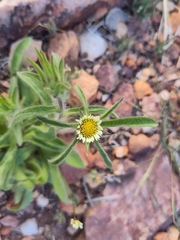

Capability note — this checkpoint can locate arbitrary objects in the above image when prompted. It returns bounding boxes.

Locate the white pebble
[105,8,129,31]
[36,194,49,208]
[79,31,107,61]
[102,94,110,102]
[159,89,170,101]
[20,218,38,236]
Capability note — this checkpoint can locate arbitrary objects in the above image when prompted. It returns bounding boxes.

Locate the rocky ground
[0,1,180,240]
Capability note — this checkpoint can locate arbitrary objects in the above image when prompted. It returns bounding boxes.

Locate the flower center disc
[80,119,98,138]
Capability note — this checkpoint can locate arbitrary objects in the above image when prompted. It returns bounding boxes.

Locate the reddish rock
[141,93,162,119]
[153,232,170,240]
[85,153,180,240]
[134,80,153,100]
[47,31,79,68]
[0,227,11,236]
[112,83,136,117]
[0,0,124,50]
[0,215,19,228]
[68,70,99,106]
[128,134,150,155]
[96,65,119,92]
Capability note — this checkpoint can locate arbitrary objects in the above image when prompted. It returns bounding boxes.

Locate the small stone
[174,79,180,88]
[20,218,38,236]
[169,12,180,33]
[159,89,170,101]
[130,127,141,135]
[156,1,175,12]
[128,134,151,154]
[137,56,146,66]
[112,160,125,176]
[136,67,155,81]
[142,127,155,134]
[102,94,110,102]
[167,225,179,240]
[116,21,127,39]
[150,134,160,149]
[96,64,119,92]
[142,93,162,119]
[112,83,136,117]
[68,70,99,106]
[47,31,79,68]
[112,146,128,158]
[93,64,101,74]
[153,232,170,240]
[79,31,107,61]
[0,215,19,228]
[134,80,153,100]
[105,7,129,31]
[36,194,49,208]
[9,38,42,67]
[0,227,10,235]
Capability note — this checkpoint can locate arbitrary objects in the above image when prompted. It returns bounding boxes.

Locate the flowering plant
[35,86,157,168]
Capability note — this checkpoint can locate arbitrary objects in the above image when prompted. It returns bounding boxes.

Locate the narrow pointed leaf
[101,116,158,128]
[100,99,123,120]
[27,58,45,81]
[17,72,52,105]
[36,116,76,128]
[10,105,60,126]
[74,85,88,115]
[64,105,118,118]
[48,138,78,165]
[10,37,31,76]
[94,141,112,168]
[49,165,71,203]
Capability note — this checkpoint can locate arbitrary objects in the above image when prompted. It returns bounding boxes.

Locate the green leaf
[12,123,23,146]
[25,158,42,182]
[0,145,17,189]
[36,116,76,128]
[10,189,33,211]
[48,138,78,165]
[36,50,52,82]
[64,105,118,118]
[94,141,112,168]
[49,164,71,203]
[53,82,71,98]
[101,116,158,128]
[15,145,35,165]
[9,105,60,126]
[74,85,89,115]
[65,150,86,168]
[8,76,20,105]
[0,130,10,148]
[27,58,45,81]
[100,99,123,120]
[10,37,32,76]
[17,72,52,105]
[25,125,55,141]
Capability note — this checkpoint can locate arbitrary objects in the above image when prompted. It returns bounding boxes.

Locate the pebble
[134,80,153,100]
[79,31,107,61]
[93,64,101,74]
[128,134,150,154]
[0,215,19,228]
[167,225,179,240]
[116,21,128,39]
[20,218,38,236]
[0,227,10,235]
[102,94,110,102]
[112,160,125,176]
[96,64,119,92]
[156,1,175,12]
[159,89,170,101]
[36,194,49,208]
[141,93,162,119]
[68,70,99,106]
[112,146,128,158]
[105,7,129,31]
[153,232,170,240]
[47,31,79,68]
[150,134,160,149]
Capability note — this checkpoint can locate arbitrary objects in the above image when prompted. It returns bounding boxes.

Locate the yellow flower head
[76,115,103,143]
[70,218,83,229]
